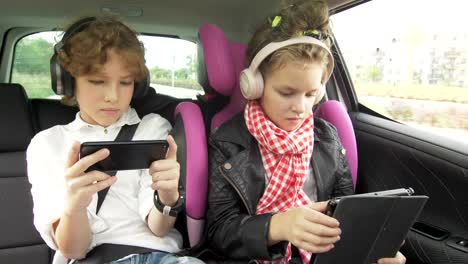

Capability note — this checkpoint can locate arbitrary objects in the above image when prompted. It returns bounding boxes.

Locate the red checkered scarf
[244,100,314,264]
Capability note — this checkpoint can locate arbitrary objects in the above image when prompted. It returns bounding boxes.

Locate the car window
[140,35,202,99]
[11,32,202,99]
[331,0,468,142]
[11,31,56,99]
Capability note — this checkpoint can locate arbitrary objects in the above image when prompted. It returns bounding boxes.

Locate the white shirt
[26,108,182,264]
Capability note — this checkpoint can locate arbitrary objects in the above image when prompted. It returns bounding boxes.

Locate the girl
[206,1,405,263]
[27,16,204,264]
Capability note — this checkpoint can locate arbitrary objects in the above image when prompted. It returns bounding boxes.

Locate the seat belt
[73,244,158,264]
[95,123,138,214]
[72,123,157,264]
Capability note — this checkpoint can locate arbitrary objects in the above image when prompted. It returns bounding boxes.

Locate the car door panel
[351,111,468,264]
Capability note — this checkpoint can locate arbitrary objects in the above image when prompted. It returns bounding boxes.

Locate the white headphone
[240,36,334,103]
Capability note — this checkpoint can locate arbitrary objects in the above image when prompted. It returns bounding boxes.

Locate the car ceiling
[0,0,358,42]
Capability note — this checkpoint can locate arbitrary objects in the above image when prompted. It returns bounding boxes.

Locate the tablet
[80,140,168,172]
[312,194,428,264]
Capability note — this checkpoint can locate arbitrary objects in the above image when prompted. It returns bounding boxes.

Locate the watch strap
[153,191,184,217]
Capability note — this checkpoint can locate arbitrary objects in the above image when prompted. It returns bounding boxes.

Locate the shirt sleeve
[26,133,67,250]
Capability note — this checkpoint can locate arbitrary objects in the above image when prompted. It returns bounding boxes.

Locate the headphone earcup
[62,69,74,97]
[50,53,60,95]
[240,69,264,100]
[50,17,100,97]
[50,51,74,96]
[314,84,326,105]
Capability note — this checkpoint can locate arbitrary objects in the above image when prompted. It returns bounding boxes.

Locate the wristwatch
[153,191,184,217]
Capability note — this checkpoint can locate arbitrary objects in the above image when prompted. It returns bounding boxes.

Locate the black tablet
[79,140,168,172]
[312,192,428,264]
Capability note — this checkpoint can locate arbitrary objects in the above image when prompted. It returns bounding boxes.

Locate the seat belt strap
[96,124,139,214]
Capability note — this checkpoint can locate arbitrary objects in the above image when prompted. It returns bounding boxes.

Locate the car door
[330,0,468,263]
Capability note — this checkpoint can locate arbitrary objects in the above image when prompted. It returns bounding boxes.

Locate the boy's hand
[149,135,180,206]
[64,141,117,215]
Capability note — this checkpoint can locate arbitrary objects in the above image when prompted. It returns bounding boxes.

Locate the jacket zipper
[219,167,253,215]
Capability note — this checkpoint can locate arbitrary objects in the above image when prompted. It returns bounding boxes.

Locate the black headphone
[50,16,150,98]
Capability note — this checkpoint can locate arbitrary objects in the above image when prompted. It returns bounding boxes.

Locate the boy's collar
[67,107,140,131]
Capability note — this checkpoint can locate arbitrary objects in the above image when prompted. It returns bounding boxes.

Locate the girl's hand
[63,141,117,215]
[271,201,341,253]
[149,135,180,206]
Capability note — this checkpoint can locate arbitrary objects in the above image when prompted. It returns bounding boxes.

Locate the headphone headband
[249,36,334,83]
[54,17,96,54]
[240,36,335,100]
[63,17,97,42]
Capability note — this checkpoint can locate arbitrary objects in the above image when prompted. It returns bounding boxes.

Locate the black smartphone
[79,140,169,172]
[325,188,415,216]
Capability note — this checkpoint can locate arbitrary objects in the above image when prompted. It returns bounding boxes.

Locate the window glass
[140,35,202,99]
[331,0,468,141]
[12,31,57,98]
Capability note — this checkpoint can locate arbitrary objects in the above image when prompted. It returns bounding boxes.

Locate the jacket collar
[211,113,252,148]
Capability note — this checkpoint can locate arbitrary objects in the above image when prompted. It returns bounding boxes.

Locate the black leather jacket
[206,113,354,262]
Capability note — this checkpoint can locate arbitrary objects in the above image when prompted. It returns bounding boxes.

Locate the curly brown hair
[57,15,148,105]
[246,0,332,81]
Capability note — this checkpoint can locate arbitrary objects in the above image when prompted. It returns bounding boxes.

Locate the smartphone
[79,140,169,172]
[325,187,415,216]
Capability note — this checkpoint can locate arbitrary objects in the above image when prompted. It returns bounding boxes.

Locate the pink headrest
[198,24,236,96]
[210,43,247,130]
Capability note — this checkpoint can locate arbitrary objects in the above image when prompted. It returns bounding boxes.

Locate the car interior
[0,0,467,263]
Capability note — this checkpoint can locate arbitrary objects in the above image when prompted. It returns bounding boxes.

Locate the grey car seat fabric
[0,83,52,264]
[30,98,78,132]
